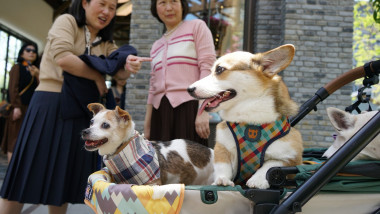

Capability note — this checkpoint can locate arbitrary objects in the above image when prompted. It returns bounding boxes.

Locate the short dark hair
[150,0,189,23]
[17,43,39,66]
[69,0,116,42]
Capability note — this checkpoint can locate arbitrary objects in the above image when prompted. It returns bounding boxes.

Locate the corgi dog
[323,107,380,160]
[82,103,214,185]
[187,44,304,189]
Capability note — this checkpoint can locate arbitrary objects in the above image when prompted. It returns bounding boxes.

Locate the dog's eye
[102,122,110,129]
[215,66,226,75]
[90,119,94,126]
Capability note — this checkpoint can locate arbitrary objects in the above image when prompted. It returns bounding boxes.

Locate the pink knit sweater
[148,19,216,109]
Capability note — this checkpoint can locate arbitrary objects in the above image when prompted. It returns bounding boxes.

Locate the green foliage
[371,0,380,23]
[353,1,380,105]
[353,1,380,67]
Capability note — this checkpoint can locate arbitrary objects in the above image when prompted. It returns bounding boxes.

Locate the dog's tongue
[198,97,220,115]
[85,140,102,147]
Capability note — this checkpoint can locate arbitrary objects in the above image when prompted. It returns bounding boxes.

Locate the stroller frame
[251,60,380,214]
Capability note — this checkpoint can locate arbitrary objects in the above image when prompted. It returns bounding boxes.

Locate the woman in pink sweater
[144,0,216,146]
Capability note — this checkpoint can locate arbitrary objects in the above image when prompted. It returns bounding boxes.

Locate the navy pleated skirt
[0,91,97,206]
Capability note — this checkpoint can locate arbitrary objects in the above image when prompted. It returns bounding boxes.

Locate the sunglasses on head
[25,48,37,53]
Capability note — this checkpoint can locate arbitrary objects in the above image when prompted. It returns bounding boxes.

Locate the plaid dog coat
[226,116,291,185]
[103,132,160,184]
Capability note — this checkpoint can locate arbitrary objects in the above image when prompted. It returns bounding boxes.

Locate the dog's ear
[115,106,131,122]
[261,44,295,77]
[327,107,355,131]
[88,103,105,115]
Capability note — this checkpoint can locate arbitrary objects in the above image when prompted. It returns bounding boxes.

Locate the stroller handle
[371,59,380,74]
[324,60,380,95]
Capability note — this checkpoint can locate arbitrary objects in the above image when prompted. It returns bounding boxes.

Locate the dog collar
[226,116,291,185]
[103,133,160,184]
[114,131,139,155]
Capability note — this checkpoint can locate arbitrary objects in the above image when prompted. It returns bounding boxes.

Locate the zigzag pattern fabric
[226,116,291,185]
[85,168,185,214]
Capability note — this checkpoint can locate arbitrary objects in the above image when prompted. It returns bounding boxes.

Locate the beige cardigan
[36,14,118,92]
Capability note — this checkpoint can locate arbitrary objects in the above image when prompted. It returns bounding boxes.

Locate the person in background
[1,43,40,163]
[144,0,216,146]
[0,0,144,214]
[110,71,129,109]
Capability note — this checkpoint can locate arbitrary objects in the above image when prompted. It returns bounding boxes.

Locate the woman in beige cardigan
[0,0,145,213]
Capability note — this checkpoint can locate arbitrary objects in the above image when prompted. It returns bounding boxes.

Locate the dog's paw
[246,176,270,189]
[212,176,235,187]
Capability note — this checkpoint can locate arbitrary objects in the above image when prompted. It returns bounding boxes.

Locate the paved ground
[0,152,7,187]
[0,152,94,214]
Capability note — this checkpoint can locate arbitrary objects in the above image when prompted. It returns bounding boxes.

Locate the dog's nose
[187,87,196,94]
[81,129,90,137]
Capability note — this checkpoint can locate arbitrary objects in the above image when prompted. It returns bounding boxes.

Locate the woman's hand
[195,111,211,139]
[125,55,152,74]
[12,107,22,121]
[28,65,40,77]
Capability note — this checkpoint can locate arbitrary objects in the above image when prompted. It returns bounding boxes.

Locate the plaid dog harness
[226,116,291,185]
[103,133,160,184]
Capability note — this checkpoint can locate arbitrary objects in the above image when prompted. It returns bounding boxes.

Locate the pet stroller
[84,60,380,214]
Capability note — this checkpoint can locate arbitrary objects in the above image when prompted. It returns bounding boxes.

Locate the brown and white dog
[188,44,304,189]
[323,107,380,161]
[82,103,214,185]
